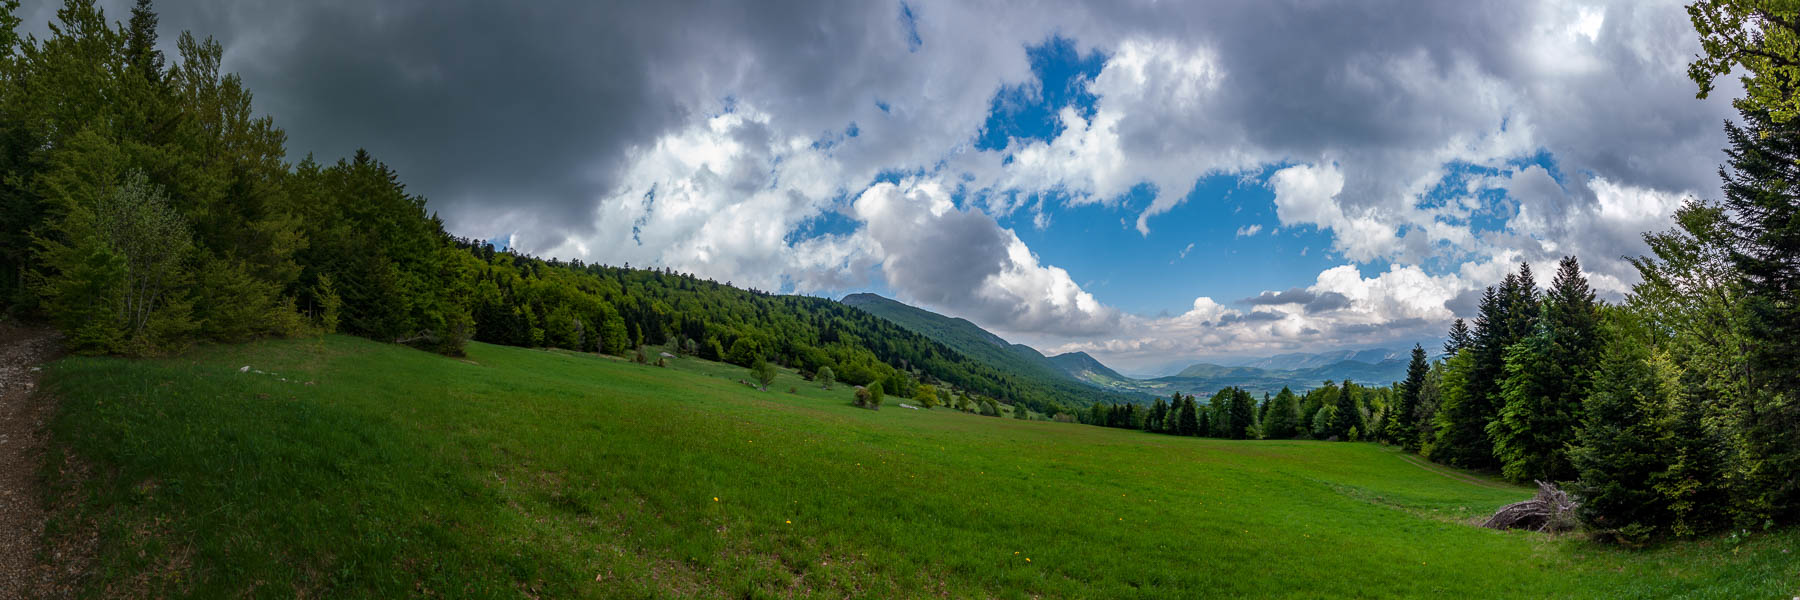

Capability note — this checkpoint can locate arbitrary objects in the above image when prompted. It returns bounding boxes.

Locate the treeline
[0,1,1118,416]
[1082,378,1401,442]
[1085,100,1800,544]
[1398,96,1800,543]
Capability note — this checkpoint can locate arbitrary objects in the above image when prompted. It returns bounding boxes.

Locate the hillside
[1047,351,1129,384]
[33,336,1799,597]
[839,293,1140,404]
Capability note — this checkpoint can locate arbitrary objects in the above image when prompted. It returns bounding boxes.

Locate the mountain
[1146,358,1411,397]
[840,293,1143,403]
[1048,351,1129,385]
[1222,348,1406,371]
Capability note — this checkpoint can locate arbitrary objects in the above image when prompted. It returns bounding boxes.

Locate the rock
[239,365,250,373]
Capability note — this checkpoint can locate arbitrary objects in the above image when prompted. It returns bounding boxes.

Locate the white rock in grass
[239,365,250,373]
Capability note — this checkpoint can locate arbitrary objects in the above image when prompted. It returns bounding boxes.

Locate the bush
[750,358,777,390]
[817,366,835,390]
[854,382,885,410]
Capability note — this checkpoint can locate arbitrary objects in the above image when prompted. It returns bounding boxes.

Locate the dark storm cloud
[1241,288,1315,306]
[55,0,913,245]
[1218,309,1285,325]
[1302,292,1352,314]
[1444,288,1486,319]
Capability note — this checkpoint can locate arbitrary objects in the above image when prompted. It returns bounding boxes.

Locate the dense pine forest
[0,1,1141,418]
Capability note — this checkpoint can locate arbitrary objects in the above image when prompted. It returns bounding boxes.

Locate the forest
[0,1,1143,419]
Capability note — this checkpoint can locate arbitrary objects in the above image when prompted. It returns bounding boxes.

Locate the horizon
[21,0,1736,373]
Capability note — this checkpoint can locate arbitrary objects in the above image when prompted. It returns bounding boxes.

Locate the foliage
[1385,345,1428,449]
[817,365,835,390]
[751,358,777,390]
[1263,387,1302,439]
[1687,0,1800,122]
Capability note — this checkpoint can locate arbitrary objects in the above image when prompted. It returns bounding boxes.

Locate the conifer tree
[1386,344,1428,449]
[1263,387,1301,439]
[1328,380,1362,441]
[1717,106,1800,519]
[1491,256,1601,482]
[1443,318,1472,358]
[1571,313,1671,545]
[1176,395,1199,436]
[1227,387,1256,440]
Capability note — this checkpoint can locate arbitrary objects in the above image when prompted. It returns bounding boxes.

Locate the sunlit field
[40,336,1800,598]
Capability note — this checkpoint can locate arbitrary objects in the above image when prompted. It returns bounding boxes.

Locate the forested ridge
[0,1,1122,416]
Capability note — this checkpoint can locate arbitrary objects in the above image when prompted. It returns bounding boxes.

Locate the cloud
[1241,288,1316,306]
[63,0,1738,371]
[853,180,1120,337]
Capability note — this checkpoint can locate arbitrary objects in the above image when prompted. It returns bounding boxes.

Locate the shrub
[750,359,777,390]
[854,383,884,410]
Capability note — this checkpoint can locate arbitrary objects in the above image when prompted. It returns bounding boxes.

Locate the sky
[24,0,1743,375]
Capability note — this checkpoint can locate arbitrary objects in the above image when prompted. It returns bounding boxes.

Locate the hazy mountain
[1220,348,1406,371]
[840,294,1142,402]
[1048,351,1129,385]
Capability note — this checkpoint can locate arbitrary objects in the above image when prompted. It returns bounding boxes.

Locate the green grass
[38,335,1800,598]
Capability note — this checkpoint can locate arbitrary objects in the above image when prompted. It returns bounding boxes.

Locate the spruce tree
[1263,387,1301,439]
[1491,256,1602,483]
[1176,395,1199,436]
[1443,318,1472,358]
[1434,285,1505,468]
[1328,380,1362,441]
[1718,107,1800,520]
[1147,397,1169,432]
[1228,387,1256,440]
[1571,314,1671,545]
[1386,344,1428,450]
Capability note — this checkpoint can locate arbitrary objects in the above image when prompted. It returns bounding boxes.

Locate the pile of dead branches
[1482,480,1579,533]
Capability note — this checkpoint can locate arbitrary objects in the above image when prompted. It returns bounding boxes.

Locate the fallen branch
[1482,480,1579,533]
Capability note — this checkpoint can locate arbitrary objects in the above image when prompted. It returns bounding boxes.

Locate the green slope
[840,293,1140,403]
[38,336,1800,598]
[1047,351,1129,384]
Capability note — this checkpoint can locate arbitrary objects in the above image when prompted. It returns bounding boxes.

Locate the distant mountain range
[840,293,1415,402]
[1215,348,1407,370]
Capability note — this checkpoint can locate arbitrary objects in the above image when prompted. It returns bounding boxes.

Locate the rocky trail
[0,322,62,599]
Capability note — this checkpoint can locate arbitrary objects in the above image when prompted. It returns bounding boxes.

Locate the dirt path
[0,322,62,599]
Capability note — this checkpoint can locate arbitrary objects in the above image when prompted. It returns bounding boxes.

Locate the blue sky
[60,0,1741,373]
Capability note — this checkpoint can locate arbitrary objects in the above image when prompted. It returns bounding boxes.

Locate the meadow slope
[34,336,1800,598]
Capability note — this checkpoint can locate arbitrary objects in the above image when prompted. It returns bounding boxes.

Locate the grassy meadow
[35,335,1800,598]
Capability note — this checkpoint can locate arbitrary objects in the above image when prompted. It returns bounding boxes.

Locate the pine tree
[1444,318,1472,358]
[1717,107,1800,520]
[1227,387,1256,440]
[1387,344,1428,450]
[1328,380,1361,441]
[1147,397,1169,432]
[1491,256,1602,482]
[1571,313,1671,545]
[1176,395,1199,436]
[1263,387,1302,439]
